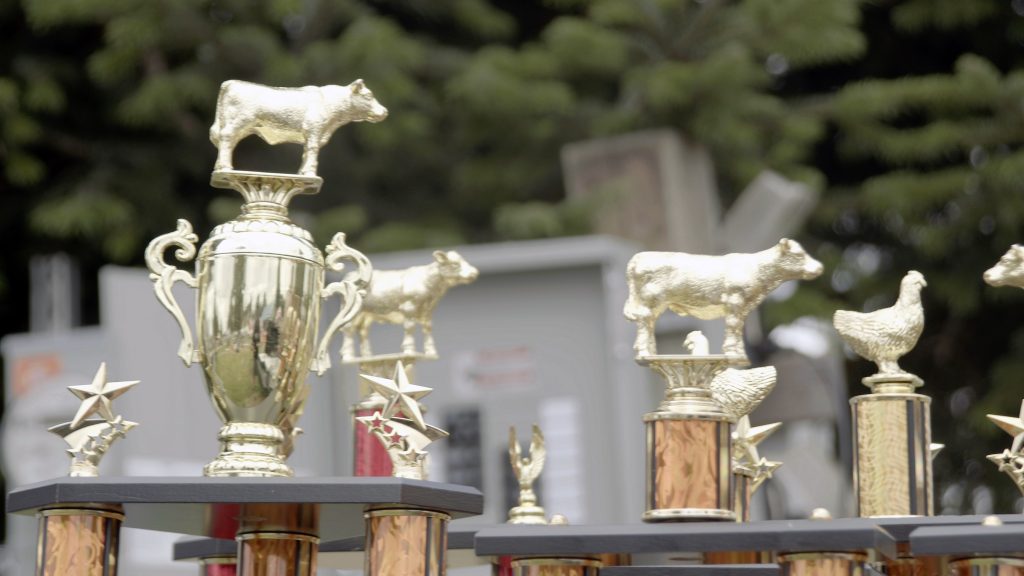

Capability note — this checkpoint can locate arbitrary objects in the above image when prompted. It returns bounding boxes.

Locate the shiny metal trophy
[343,251,477,476]
[508,425,548,525]
[146,79,383,477]
[38,362,138,576]
[624,239,821,521]
[835,270,932,517]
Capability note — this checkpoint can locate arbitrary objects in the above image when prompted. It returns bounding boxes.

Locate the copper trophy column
[950,558,1024,576]
[235,504,319,576]
[36,506,123,576]
[509,558,602,576]
[645,411,732,520]
[364,508,449,576]
[851,377,932,517]
[779,552,867,576]
[201,558,238,576]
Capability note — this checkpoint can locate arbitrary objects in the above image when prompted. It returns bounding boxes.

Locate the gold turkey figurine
[834,270,933,516]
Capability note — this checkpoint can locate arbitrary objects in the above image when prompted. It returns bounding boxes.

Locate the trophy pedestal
[639,355,741,522]
[509,558,602,576]
[205,423,292,478]
[850,375,932,517]
[10,477,482,576]
[777,552,866,576]
[36,505,123,576]
[364,507,449,576]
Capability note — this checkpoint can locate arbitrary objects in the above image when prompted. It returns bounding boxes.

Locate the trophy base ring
[204,422,293,478]
[642,508,735,522]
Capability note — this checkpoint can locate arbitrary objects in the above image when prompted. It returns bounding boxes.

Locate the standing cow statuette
[985,245,1024,289]
[342,250,479,361]
[210,79,388,176]
[624,238,823,359]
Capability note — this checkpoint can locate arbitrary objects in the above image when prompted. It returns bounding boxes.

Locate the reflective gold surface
[833,271,926,378]
[644,415,733,521]
[508,425,548,524]
[364,508,449,576]
[510,558,601,576]
[851,390,932,516]
[951,558,1024,576]
[779,552,866,576]
[625,239,822,358]
[37,506,123,576]
[147,170,371,477]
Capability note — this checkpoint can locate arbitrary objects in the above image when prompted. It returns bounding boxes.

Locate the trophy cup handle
[145,219,200,366]
[313,232,372,375]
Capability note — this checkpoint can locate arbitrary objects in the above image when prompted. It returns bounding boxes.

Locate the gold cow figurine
[210,79,388,176]
[341,250,479,360]
[624,239,823,359]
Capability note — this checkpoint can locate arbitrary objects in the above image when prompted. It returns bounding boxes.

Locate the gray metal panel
[474,520,897,557]
[874,514,1024,542]
[8,476,482,540]
[910,522,1024,556]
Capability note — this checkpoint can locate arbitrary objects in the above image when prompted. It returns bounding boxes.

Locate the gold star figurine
[356,363,447,480]
[360,361,431,429]
[732,415,783,493]
[987,400,1024,495]
[49,363,139,477]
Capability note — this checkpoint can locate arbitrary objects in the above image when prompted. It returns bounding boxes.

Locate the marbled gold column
[778,552,866,576]
[36,505,123,576]
[645,413,732,521]
[364,508,449,576]
[851,377,932,517]
[509,558,602,576]
[235,504,319,576]
[950,558,1024,576]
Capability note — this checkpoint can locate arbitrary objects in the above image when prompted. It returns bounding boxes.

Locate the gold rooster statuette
[508,424,548,525]
[833,270,926,383]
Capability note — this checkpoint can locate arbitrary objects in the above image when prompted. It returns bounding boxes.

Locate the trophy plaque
[836,271,932,517]
[625,239,820,521]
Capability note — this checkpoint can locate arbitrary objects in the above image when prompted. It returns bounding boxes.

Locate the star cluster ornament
[356,362,447,480]
[49,363,139,477]
[732,415,783,493]
[987,400,1024,495]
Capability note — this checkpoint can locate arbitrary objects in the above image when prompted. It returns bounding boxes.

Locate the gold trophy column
[36,505,124,576]
[851,376,932,516]
[509,558,602,576]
